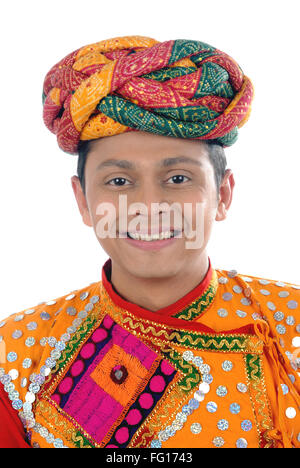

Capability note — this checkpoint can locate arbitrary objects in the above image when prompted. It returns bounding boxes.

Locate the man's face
[71,131,234,280]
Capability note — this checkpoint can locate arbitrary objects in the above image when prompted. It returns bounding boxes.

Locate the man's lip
[118,229,182,236]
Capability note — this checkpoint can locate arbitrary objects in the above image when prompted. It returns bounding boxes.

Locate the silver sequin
[236,438,248,448]
[182,350,194,361]
[206,401,218,413]
[67,306,77,316]
[241,420,252,431]
[40,312,51,321]
[276,325,286,335]
[25,337,35,347]
[21,377,27,388]
[230,403,241,414]
[241,298,251,306]
[80,292,89,300]
[216,385,228,397]
[274,311,284,322]
[266,301,276,311]
[278,291,289,298]
[213,436,225,447]
[8,369,19,380]
[217,419,229,431]
[199,364,211,374]
[292,336,300,348]
[287,300,298,310]
[90,295,100,304]
[7,352,18,362]
[222,292,233,301]
[285,407,296,419]
[222,360,233,372]
[286,316,295,326]
[227,270,238,278]
[237,383,248,393]
[280,384,289,395]
[233,285,243,294]
[259,289,271,296]
[194,390,205,402]
[192,356,204,366]
[22,358,32,369]
[12,330,23,339]
[236,310,247,318]
[65,294,76,301]
[190,423,202,434]
[259,279,270,285]
[199,382,210,394]
[217,308,228,318]
[14,314,24,322]
[218,277,228,284]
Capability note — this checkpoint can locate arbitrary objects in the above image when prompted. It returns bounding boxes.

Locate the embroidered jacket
[0,258,299,448]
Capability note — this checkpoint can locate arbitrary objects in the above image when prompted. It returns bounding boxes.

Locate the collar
[101,257,218,323]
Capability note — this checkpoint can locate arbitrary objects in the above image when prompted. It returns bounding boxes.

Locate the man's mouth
[125,229,181,242]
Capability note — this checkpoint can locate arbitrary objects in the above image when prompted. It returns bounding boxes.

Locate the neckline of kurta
[101,256,218,324]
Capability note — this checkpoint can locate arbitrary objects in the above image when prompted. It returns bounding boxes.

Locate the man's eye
[106,175,190,186]
[166,175,190,184]
[106,177,131,186]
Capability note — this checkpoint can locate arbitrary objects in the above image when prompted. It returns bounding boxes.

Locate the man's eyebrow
[96,156,203,171]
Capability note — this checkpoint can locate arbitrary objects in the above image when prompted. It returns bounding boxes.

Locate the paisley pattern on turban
[42,36,254,154]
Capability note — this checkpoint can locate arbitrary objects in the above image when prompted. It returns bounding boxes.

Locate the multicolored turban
[42,36,254,154]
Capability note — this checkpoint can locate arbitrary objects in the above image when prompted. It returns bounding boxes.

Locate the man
[0,36,299,449]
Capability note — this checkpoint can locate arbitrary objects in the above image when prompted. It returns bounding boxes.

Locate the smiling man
[0,36,299,449]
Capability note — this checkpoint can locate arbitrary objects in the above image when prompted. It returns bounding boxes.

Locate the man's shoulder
[216,266,300,296]
[0,280,101,331]
[0,280,102,378]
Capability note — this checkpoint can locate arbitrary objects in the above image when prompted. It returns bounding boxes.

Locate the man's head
[71,131,234,280]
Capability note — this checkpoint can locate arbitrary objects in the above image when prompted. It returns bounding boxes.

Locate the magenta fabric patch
[64,378,122,442]
[49,315,160,445]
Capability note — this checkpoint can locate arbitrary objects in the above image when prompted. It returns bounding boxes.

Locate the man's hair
[77,138,227,198]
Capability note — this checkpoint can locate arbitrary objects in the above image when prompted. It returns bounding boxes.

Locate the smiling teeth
[128,231,175,241]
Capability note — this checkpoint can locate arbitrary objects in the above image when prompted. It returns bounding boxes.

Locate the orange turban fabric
[42,36,254,154]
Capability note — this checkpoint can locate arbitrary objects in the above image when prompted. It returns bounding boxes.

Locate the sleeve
[0,384,31,448]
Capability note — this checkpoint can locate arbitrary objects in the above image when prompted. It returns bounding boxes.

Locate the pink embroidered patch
[70,359,85,378]
[58,376,73,394]
[149,375,166,393]
[160,359,175,376]
[91,328,108,343]
[125,409,142,426]
[80,342,96,359]
[115,426,130,444]
[138,392,154,409]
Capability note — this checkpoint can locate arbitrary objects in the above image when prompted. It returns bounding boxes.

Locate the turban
[42,36,254,154]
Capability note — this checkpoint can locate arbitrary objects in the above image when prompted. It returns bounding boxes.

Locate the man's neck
[109,254,210,312]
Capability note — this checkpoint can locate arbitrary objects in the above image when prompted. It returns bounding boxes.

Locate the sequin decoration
[151,350,212,447]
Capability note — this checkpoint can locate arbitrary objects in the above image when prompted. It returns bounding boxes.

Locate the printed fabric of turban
[42,36,254,154]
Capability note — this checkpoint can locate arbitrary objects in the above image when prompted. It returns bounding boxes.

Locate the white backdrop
[1,0,299,319]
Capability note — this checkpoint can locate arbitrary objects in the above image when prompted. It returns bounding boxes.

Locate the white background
[1,0,299,319]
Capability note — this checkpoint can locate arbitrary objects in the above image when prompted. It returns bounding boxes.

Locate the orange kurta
[0,257,299,448]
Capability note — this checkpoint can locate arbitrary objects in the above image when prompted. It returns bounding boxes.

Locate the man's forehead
[95,155,204,171]
[87,131,209,169]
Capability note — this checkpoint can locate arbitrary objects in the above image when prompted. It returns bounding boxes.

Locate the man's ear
[215,169,235,221]
[71,175,93,227]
